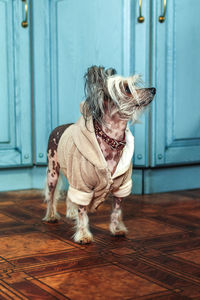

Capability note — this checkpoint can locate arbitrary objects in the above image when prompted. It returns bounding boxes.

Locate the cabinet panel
[151,0,200,166]
[0,0,32,167]
[0,0,10,143]
[131,0,151,167]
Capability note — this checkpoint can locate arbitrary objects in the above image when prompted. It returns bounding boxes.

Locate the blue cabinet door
[151,0,200,166]
[0,0,32,167]
[33,0,136,164]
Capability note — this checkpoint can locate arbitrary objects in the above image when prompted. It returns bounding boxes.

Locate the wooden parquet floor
[1,190,200,299]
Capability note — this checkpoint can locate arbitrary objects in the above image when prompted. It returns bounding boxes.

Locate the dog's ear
[105,68,117,77]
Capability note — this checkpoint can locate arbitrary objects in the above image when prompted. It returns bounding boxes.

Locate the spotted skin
[96,136,122,175]
[110,197,128,236]
[47,124,73,186]
[78,205,86,215]
[45,124,73,221]
[95,112,127,175]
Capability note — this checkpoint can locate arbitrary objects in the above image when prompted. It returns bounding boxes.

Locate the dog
[43,65,156,244]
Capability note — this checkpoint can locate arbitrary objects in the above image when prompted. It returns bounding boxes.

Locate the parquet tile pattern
[0,189,200,299]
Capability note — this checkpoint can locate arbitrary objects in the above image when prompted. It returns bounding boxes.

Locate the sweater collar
[73,116,107,169]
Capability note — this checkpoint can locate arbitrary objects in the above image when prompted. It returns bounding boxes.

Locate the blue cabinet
[0,0,200,193]
[0,0,32,167]
[151,0,200,166]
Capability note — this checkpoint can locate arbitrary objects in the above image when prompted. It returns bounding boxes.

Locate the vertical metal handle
[21,0,28,28]
[159,0,167,23]
[138,0,145,23]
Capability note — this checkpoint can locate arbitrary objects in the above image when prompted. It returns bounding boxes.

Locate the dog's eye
[125,85,131,94]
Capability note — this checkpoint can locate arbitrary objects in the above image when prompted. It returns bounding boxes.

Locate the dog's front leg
[66,196,78,219]
[73,205,93,244]
[109,197,128,236]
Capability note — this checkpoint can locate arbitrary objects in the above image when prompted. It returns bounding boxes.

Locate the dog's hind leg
[43,149,61,223]
[73,206,93,244]
[43,124,72,222]
[109,197,128,236]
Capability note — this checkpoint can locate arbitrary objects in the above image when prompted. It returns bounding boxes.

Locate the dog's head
[82,65,156,125]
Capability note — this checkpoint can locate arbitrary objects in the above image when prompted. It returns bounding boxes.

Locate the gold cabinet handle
[21,0,28,28]
[138,0,145,23]
[159,0,167,23]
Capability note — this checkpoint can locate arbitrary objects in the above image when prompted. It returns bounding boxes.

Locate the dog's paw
[73,229,93,244]
[42,212,61,223]
[109,221,128,236]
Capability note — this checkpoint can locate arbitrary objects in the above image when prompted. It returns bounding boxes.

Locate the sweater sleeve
[67,186,94,206]
[112,163,133,198]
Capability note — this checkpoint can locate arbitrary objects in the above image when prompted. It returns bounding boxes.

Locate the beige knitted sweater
[57,115,134,211]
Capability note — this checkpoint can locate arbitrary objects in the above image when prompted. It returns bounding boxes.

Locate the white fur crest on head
[106,74,144,123]
[107,74,142,104]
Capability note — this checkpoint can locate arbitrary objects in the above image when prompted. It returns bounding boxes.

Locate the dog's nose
[151,88,156,95]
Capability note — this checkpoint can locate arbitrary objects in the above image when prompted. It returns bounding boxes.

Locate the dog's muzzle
[150,88,156,95]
